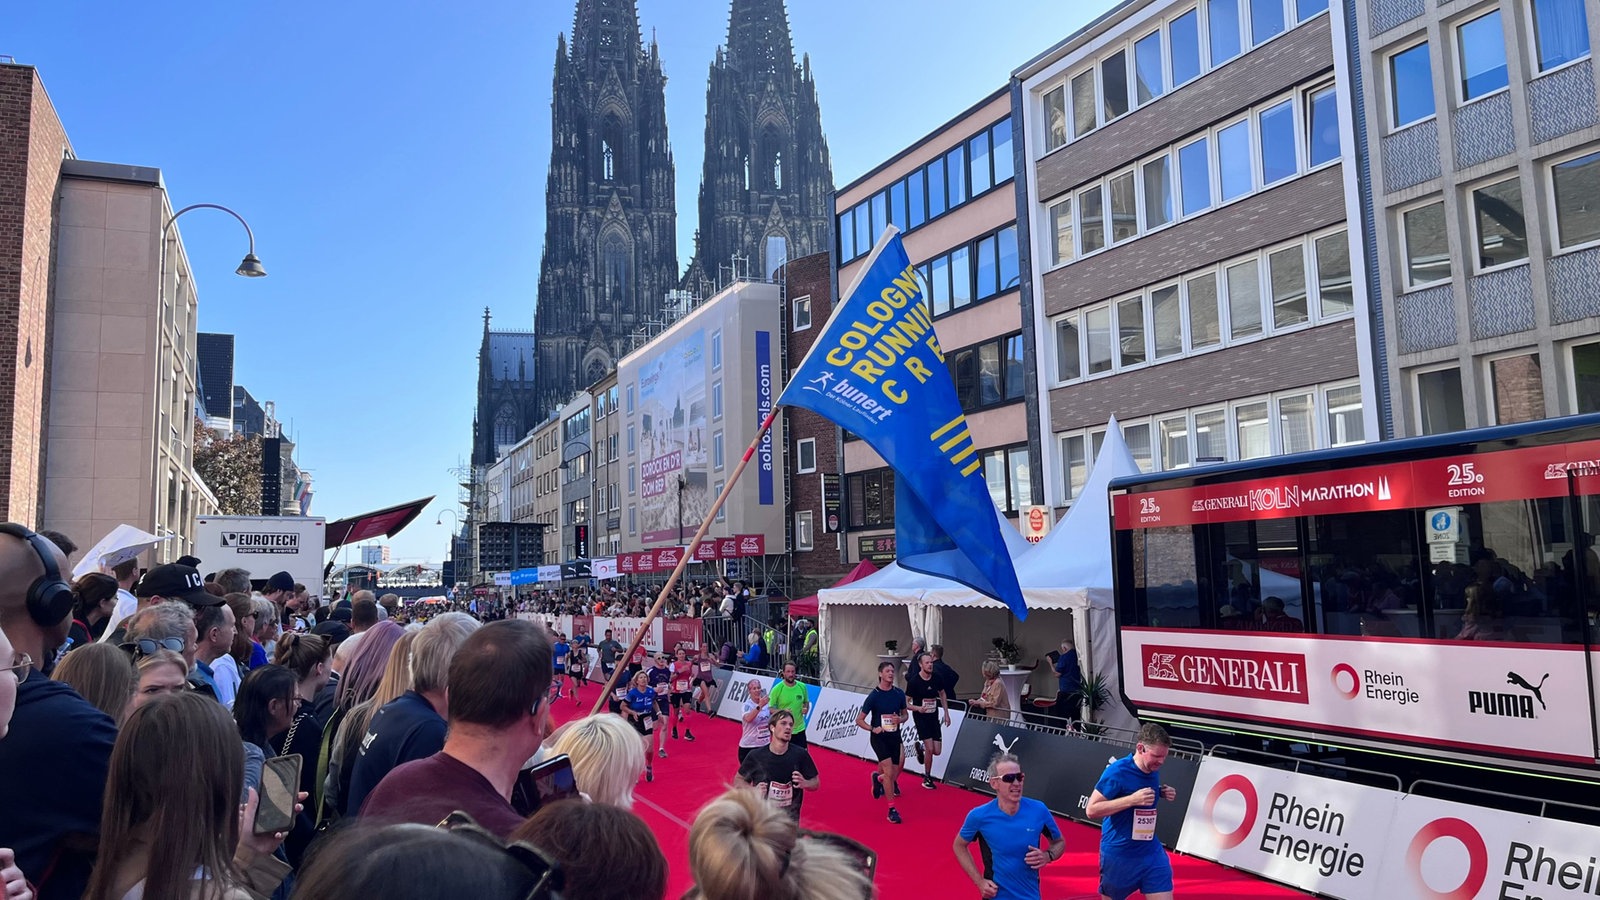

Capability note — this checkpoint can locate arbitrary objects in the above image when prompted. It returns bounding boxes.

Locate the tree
[193,421,263,515]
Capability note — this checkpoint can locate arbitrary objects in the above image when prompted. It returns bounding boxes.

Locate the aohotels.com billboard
[617,281,786,554]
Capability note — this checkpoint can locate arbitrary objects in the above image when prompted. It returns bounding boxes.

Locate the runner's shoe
[659,748,667,759]
[672,727,679,739]
[922,776,937,790]
[872,772,884,800]
[887,807,902,824]
[685,729,695,741]
[893,781,901,798]
[646,765,654,782]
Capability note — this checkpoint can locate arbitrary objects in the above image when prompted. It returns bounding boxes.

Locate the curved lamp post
[163,203,267,277]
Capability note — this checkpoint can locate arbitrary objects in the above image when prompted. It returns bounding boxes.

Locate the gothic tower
[473,309,540,467]
[684,0,833,295]
[534,0,678,416]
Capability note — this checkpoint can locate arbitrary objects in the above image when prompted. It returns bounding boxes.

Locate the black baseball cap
[267,571,295,593]
[175,555,202,569]
[310,620,352,645]
[134,564,221,607]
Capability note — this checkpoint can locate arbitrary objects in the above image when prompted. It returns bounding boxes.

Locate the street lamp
[162,203,267,278]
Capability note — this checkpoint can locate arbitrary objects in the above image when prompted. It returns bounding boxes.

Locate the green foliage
[192,421,263,515]
[990,636,1022,665]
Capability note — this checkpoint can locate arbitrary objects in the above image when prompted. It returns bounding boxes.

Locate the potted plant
[883,639,899,655]
[1072,671,1113,735]
[990,636,1022,667]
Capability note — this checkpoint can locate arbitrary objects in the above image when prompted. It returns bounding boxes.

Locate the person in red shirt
[669,647,696,741]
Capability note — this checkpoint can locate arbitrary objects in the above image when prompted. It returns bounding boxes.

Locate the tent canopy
[790,559,877,618]
[324,497,434,550]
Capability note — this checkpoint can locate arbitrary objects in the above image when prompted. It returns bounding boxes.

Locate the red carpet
[550,688,1306,899]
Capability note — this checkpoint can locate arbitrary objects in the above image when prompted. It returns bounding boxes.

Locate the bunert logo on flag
[777,228,1028,619]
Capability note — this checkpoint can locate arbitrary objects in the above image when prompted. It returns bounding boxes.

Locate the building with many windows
[589,372,623,559]
[832,87,1027,564]
[1017,0,1376,511]
[1354,0,1600,433]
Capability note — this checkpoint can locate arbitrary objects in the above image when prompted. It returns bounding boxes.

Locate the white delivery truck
[192,516,326,596]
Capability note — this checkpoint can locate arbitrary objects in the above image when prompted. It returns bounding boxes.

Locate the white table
[996,667,1031,725]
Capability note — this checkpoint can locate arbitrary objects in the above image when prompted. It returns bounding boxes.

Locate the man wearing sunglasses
[953,753,1064,899]
[1086,723,1179,900]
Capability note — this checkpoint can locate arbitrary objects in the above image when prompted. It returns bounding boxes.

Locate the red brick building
[783,250,848,596]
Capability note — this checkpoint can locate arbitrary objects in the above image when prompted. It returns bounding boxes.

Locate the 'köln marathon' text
[1190,481,1386,514]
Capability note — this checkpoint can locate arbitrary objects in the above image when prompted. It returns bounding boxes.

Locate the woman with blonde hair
[966,659,1010,720]
[687,788,873,900]
[544,713,646,808]
[85,691,290,900]
[52,641,136,724]
[131,648,189,711]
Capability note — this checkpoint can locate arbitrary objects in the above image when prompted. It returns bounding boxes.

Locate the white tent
[819,419,1140,731]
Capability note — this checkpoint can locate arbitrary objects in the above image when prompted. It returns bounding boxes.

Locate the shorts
[869,731,903,763]
[1099,849,1173,900]
[655,694,671,715]
[671,692,693,708]
[630,713,658,736]
[553,664,566,675]
[911,711,942,742]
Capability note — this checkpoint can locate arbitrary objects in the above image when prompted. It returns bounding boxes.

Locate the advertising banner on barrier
[618,553,636,574]
[593,616,662,655]
[708,666,736,713]
[799,684,966,780]
[1377,792,1600,900]
[592,557,618,580]
[1177,757,1401,897]
[944,719,1197,847]
[1121,627,1594,768]
[663,619,703,655]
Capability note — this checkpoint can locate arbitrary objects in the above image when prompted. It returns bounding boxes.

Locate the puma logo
[991,734,1019,755]
[1506,672,1549,710]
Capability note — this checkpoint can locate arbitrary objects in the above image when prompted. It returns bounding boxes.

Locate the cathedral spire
[724,0,795,76]
[569,0,644,73]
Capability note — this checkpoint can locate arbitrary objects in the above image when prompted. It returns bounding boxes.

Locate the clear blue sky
[9,0,1111,564]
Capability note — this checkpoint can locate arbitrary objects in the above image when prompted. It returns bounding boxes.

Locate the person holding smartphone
[622,671,665,781]
[854,661,908,824]
[736,709,818,822]
[953,753,1064,900]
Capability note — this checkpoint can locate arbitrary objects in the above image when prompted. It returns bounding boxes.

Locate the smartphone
[255,754,301,834]
[512,753,579,817]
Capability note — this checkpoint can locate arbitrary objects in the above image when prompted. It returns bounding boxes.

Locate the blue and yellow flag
[777,230,1028,619]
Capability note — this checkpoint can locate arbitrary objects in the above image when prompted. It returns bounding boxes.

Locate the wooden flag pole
[588,409,781,718]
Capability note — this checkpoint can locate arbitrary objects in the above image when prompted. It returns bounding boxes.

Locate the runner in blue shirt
[570,626,593,699]
[1085,723,1180,900]
[551,634,571,701]
[622,670,666,781]
[953,753,1064,900]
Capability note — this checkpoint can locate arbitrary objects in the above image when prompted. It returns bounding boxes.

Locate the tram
[1108,413,1600,782]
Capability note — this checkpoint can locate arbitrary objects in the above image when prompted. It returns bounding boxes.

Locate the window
[1307,86,1339,167]
[1050,197,1074,265]
[1117,296,1148,366]
[1152,285,1182,359]
[981,445,1030,513]
[1416,367,1467,434]
[1389,43,1435,128]
[1061,434,1088,500]
[1079,185,1106,254]
[1278,393,1315,454]
[1488,353,1545,424]
[1326,384,1364,445]
[975,234,998,299]
[1055,317,1081,381]
[1235,400,1271,459]
[969,134,992,196]
[795,511,814,552]
[1251,0,1286,44]
[626,385,634,414]
[1226,259,1262,338]
[1159,415,1191,469]
[930,255,951,315]
[1209,0,1243,66]
[1552,150,1600,249]
[1457,11,1509,101]
[1193,408,1227,460]
[1573,341,1600,412]
[713,431,724,469]
[1259,100,1298,186]
[1102,50,1130,121]
[928,157,947,218]
[711,330,723,370]
[1135,31,1165,104]
[1072,70,1097,138]
[992,118,1015,184]
[1217,120,1253,202]
[795,438,816,474]
[907,169,926,228]
[1109,172,1138,243]
[1472,178,1527,269]
[1143,156,1173,228]
[1187,272,1221,348]
[1315,231,1354,316]
[712,382,723,420]
[1269,245,1308,328]
[945,146,968,207]
[949,333,1026,410]
[1531,0,1590,72]
[1178,137,1211,215]
[847,469,895,528]
[793,295,812,330]
[1403,201,1450,287]
[1171,8,1203,85]
[1086,307,1113,375]
[628,505,636,535]
[1297,0,1329,18]
[888,180,906,229]
[1004,333,1025,399]
[1044,86,1068,152]
[627,424,635,454]
[949,246,972,309]
[998,225,1019,292]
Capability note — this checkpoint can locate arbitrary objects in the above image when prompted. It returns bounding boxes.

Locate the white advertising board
[1178,757,1402,898]
[592,616,665,657]
[1378,793,1600,900]
[1122,628,1595,769]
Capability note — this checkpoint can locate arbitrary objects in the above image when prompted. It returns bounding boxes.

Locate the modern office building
[1016,0,1377,512]
[1353,0,1600,433]
[196,332,234,433]
[832,86,1027,564]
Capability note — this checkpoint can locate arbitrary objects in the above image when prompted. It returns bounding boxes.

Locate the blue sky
[10,0,1110,564]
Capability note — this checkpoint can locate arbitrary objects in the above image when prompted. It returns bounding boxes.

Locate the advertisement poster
[638,329,707,544]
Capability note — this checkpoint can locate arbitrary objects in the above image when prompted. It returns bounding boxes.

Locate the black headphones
[0,523,74,627]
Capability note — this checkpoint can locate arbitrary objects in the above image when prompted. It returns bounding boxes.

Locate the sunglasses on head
[997,772,1025,784]
[121,637,186,659]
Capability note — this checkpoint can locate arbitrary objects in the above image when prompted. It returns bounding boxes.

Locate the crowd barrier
[1177,752,1600,899]
[516,613,704,663]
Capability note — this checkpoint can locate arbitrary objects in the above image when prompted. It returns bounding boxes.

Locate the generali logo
[739,536,761,553]
[1142,644,1309,704]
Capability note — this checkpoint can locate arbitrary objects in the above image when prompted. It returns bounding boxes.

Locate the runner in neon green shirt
[767,662,812,747]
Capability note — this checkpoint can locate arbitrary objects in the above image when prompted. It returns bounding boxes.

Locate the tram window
[1433,499,1587,644]
[1131,526,1203,628]
[1308,509,1422,638]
